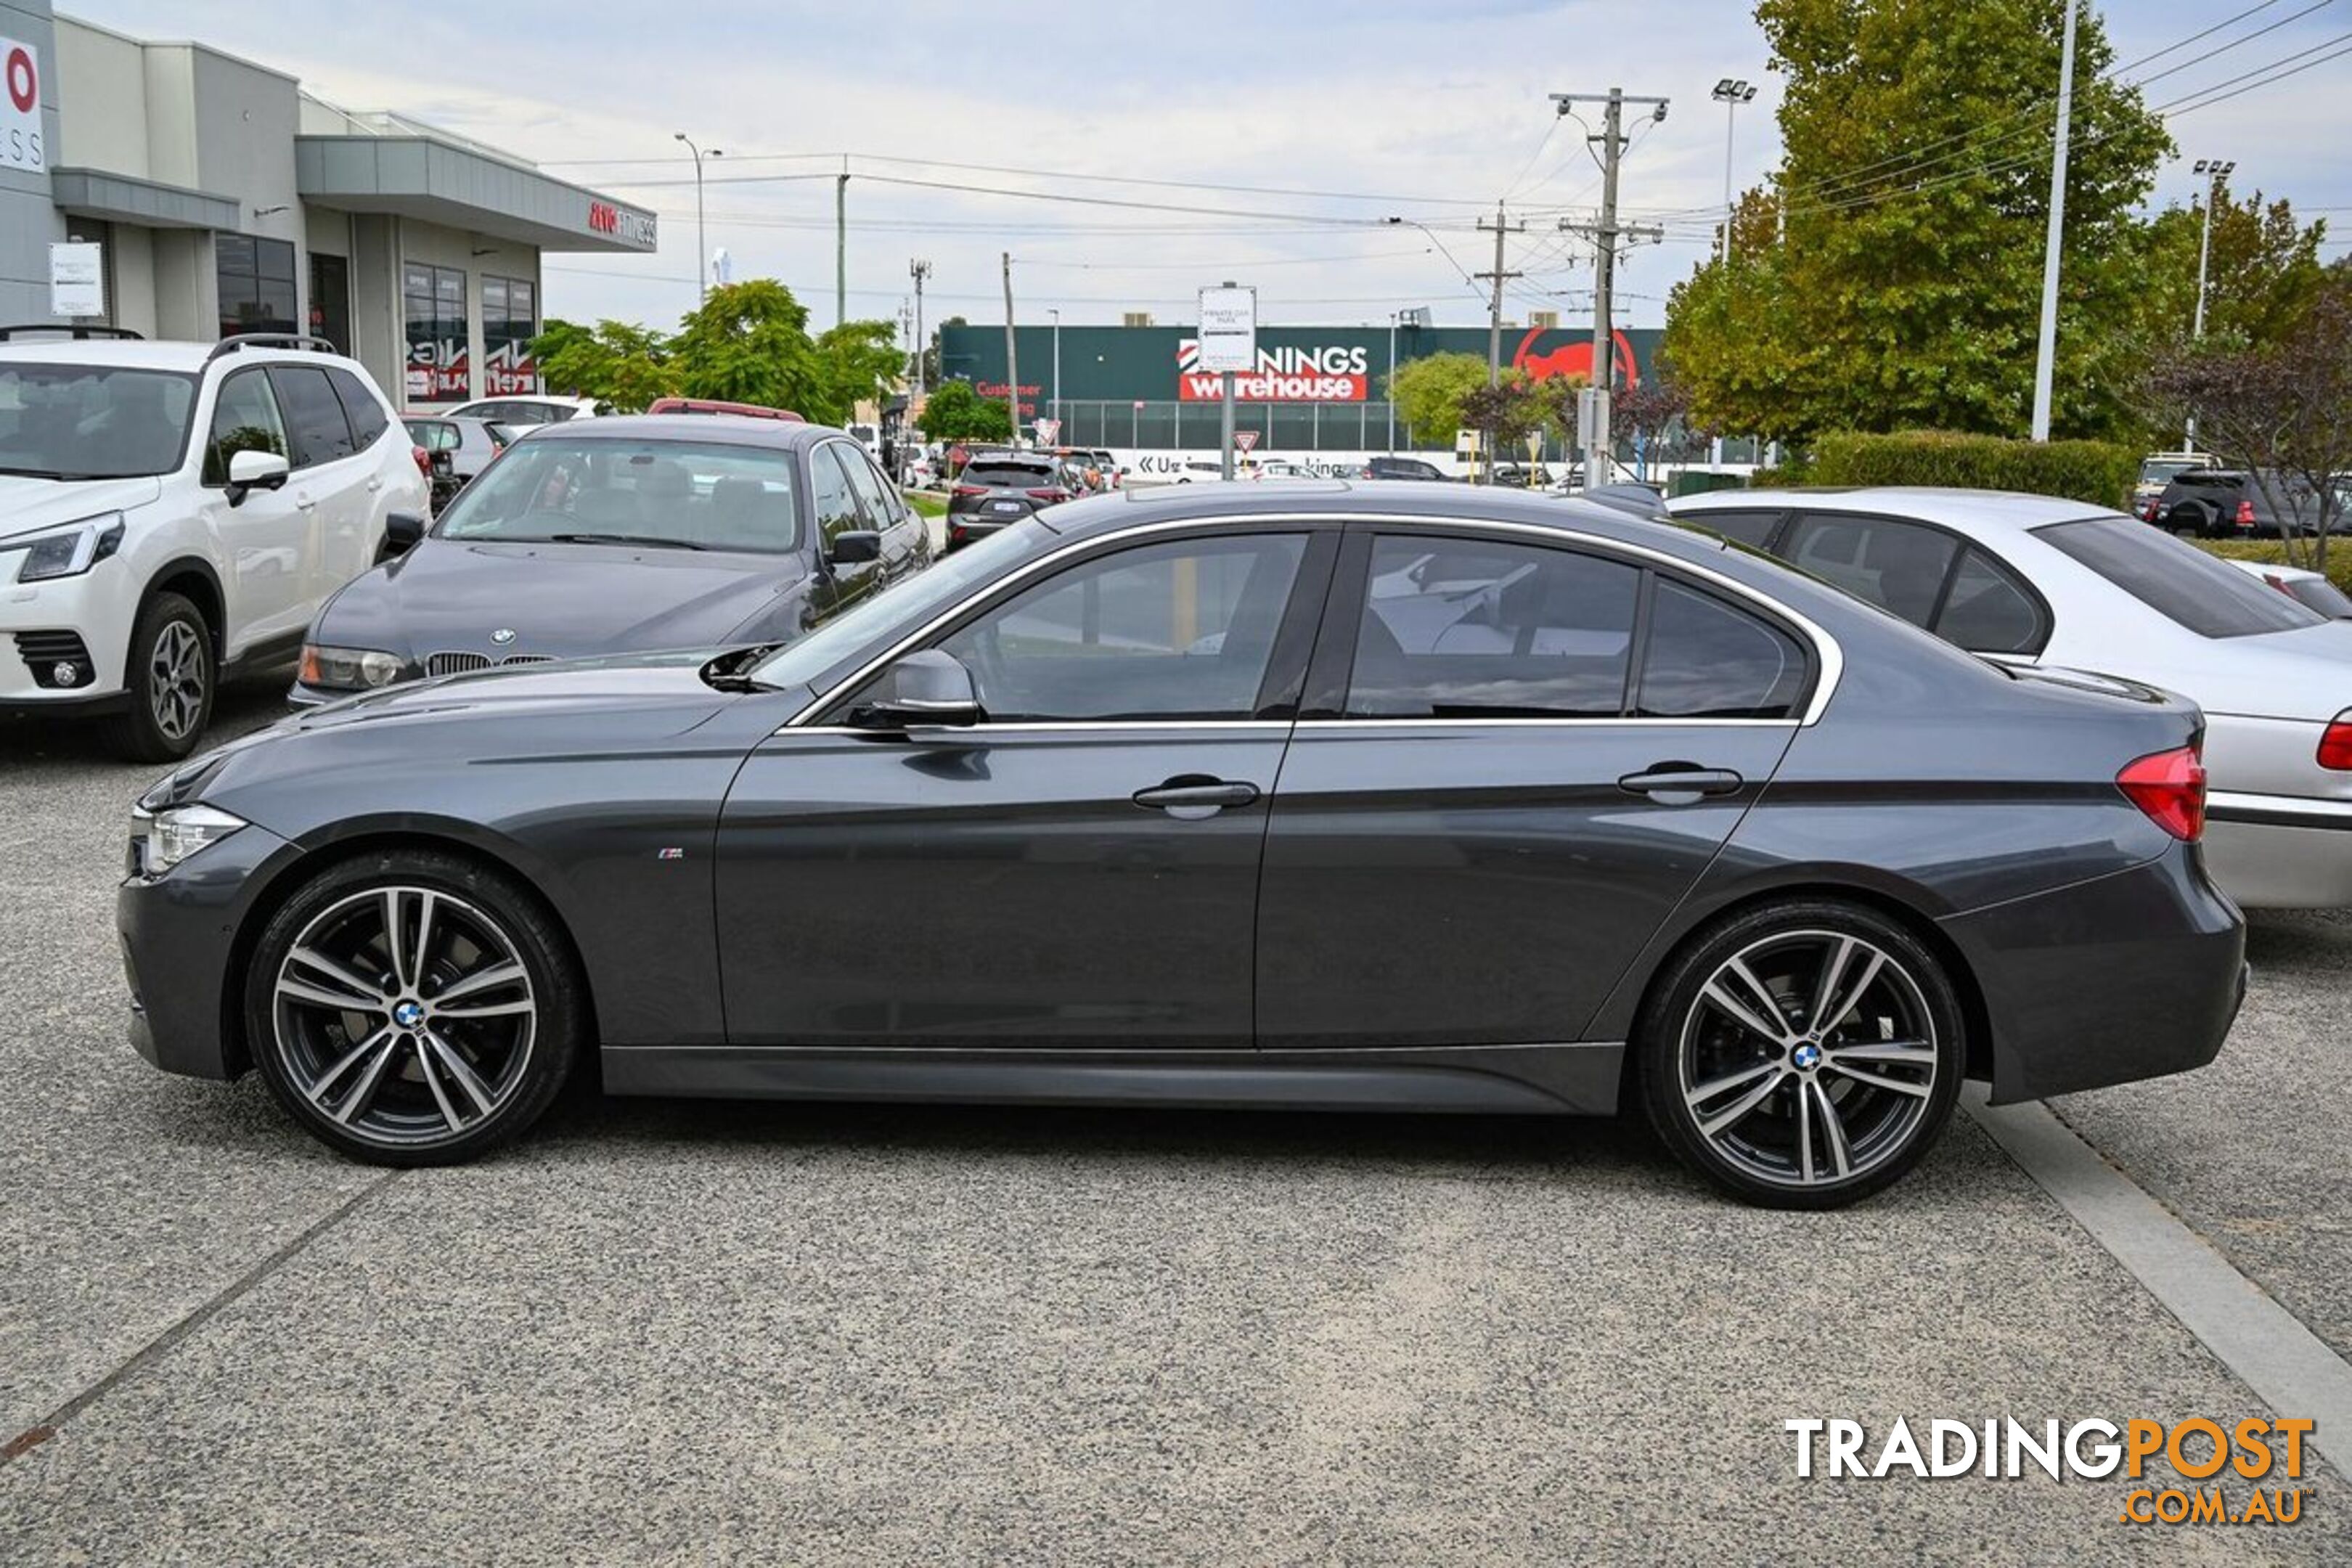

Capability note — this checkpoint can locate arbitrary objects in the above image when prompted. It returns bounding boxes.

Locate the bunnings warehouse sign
[940,322,1662,407]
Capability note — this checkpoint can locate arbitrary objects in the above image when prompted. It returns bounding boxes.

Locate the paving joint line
[1964,1086,2352,1482]
[1,1169,401,1465]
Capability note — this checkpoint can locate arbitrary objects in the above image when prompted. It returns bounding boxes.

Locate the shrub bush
[1805,430,2137,509]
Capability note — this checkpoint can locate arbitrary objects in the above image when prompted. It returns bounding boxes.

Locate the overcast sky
[62,0,2352,338]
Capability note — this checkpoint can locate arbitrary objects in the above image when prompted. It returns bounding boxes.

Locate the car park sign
[1196,285,1257,374]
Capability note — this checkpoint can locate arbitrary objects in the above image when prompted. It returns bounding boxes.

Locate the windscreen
[0,363,198,480]
[964,460,1058,487]
[2035,516,2324,638]
[433,436,801,552]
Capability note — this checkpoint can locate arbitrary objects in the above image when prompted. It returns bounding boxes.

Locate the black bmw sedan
[290,416,930,703]
[120,483,2245,1207]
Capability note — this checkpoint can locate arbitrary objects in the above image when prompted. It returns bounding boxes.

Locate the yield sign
[1233,429,1261,453]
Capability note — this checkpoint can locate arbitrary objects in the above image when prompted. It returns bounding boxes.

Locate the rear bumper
[1942,849,2245,1104]
[2204,793,2352,909]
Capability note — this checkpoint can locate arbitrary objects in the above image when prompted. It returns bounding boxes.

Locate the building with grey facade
[0,1,653,405]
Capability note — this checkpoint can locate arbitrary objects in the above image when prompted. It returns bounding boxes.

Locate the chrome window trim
[2208,790,2352,824]
[788,720,1296,737]
[783,511,1846,730]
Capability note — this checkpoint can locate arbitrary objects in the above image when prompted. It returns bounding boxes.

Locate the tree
[2142,267,2352,572]
[2135,184,2329,352]
[809,319,907,428]
[668,279,827,413]
[530,319,675,411]
[1459,372,1553,478]
[1663,0,2171,444]
[1613,374,1708,475]
[915,377,1011,444]
[1384,352,1490,448]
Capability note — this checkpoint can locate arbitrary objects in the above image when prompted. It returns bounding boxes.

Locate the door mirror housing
[828,528,882,565]
[383,512,427,555]
[854,648,981,730]
[224,448,290,506]
[428,449,455,478]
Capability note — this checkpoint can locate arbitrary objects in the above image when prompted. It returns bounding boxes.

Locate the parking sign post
[1199,282,1256,482]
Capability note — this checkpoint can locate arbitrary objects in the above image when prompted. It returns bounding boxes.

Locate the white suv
[440,393,610,434]
[0,330,429,760]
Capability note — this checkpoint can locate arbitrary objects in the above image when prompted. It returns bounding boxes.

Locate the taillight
[2319,713,2352,772]
[2260,572,2297,599]
[2117,743,2207,841]
[412,445,430,475]
[1027,488,1068,502]
[952,483,987,497]
[2235,500,2257,528]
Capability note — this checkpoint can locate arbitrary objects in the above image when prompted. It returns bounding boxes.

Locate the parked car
[1085,448,1125,489]
[945,450,1080,551]
[2226,557,2352,619]
[0,327,427,759]
[440,394,610,434]
[119,483,2243,1204]
[1490,462,1555,489]
[1669,486,2352,907]
[289,417,928,705]
[1359,454,1450,481]
[2133,450,2216,514]
[403,415,510,513]
[643,398,804,422]
[2144,467,2331,539]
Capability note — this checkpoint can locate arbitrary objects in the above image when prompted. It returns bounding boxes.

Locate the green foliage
[915,377,1013,443]
[904,490,947,518]
[1384,352,1490,444]
[1665,0,2173,444]
[531,319,675,412]
[2136,186,2329,349]
[1808,429,2137,507]
[1459,372,1553,451]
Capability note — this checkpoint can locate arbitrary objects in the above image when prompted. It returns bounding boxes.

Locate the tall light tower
[1711,78,1758,264]
[674,133,722,306]
[2186,157,2235,447]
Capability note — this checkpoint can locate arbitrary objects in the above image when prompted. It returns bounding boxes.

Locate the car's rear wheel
[245,849,584,1165]
[103,592,213,762]
[1638,900,1964,1209]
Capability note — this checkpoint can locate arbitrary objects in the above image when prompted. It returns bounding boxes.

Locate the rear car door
[197,367,309,648]
[715,525,1334,1050]
[324,367,398,576]
[1257,526,1814,1050]
[264,364,369,609]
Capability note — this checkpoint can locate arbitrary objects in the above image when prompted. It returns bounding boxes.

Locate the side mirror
[828,528,882,565]
[428,449,455,478]
[853,648,981,731]
[225,448,290,506]
[383,512,427,555]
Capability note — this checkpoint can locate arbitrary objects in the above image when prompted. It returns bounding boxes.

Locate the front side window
[2036,516,2322,638]
[939,533,1308,721]
[810,446,864,542]
[1634,581,1810,719]
[433,438,802,552]
[0,363,197,480]
[832,442,902,528]
[267,365,359,469]
[200,369,288,485]
[1347,536,1639,718]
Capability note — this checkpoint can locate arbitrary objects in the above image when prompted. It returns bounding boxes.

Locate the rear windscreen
[2035,517,2324,638]
[965,463,1055,486]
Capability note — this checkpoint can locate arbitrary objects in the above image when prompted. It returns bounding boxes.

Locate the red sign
[5,44,34,113]
[1177,340,1368,402]
[588,202,618,234]
[1510,327,1641,388]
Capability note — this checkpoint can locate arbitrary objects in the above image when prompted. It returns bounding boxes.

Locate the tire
[244,848,586,1166]
[1636,899,1965,1210]
[102,591,214,762]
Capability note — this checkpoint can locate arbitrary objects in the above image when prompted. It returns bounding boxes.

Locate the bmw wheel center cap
[393,1000,426,1029]
[1792,1042,1823,1070]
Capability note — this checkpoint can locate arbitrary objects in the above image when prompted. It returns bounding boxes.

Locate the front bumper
[0,560,134,703]
[118,822,299,1080]
[1941,849,2245,1104]
[2204,793,2352,909]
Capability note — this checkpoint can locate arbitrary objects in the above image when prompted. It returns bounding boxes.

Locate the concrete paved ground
[2,686,2345,1564]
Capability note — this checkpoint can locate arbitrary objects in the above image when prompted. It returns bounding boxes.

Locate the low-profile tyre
[244,849,585,1166]
[102,591,213,762]
[1637,899,1965,1210]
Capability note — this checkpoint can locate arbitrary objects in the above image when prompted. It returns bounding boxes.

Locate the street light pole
[2029,0,2080,442]
[1387,311,1397,454]
[2186,157,2234,448]
[1050,308,1061,440]
[1710,78,1757,264]
[674,133,722,306]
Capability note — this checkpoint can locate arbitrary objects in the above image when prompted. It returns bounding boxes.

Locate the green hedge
[1805,430,2138,510]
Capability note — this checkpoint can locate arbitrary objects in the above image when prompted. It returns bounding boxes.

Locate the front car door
[197,367,308,650]
[1255,523,1818,1060]
[830,438,929,581]
[714,523,1334,1050]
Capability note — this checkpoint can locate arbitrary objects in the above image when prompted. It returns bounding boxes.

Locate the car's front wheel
[1638,899,1964,1209]
[245,849,584,1165]
[103,591,213,762]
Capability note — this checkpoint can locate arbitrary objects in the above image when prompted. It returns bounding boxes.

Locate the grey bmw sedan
[118,483,2245,1207]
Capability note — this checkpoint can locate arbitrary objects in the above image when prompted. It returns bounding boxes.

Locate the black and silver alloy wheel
[1641,902,1963,1209]
[248,852,581,1164]
[149,618,207,745]
[104,591,215,761]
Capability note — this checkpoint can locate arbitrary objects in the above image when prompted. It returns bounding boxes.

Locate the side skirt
[600,1041,1625,1117]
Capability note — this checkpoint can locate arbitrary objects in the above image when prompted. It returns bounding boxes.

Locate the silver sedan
[1668,486,2352,909]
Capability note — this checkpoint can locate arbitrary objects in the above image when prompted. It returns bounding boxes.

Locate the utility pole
[1001,252,1021,444]
[1050,307,1061,440]
[2030,0,2079,443]
[2186,158,2234,449]
[674,133,721,307]
[1475,204,1525,485]
[1555,88,1668,489]
[909,258,931,397]
[836,166,850,329]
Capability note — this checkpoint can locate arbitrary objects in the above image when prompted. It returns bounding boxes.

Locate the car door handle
[367,476,385,492]
[294,492,317,511]
[1617,764,1745,801]
[1133,777,1261,819]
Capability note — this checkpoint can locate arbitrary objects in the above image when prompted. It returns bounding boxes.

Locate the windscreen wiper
[546,532,706,550]
[0,465,107,480]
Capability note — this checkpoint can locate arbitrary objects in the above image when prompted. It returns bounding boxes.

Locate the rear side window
[266,365,357,468]
[2035,517,2322,638]
[1634,581,1810,719]
[327,367,391,449]
[1685,510,1781,547]
[1933,547,2046,653]
[1782,513,1960,627]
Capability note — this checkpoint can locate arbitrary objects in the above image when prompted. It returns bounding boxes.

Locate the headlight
[299,643,407,690]
[11,514,125,583]
[130,803,248,876]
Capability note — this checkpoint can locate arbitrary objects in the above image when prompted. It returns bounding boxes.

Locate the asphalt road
[2,682,2347,1564]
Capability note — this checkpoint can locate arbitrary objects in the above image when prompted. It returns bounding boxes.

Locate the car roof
[0,337,362,375]
[513,413,841,449]
[1670,486,2121,529]
[1040,478,1695,552]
